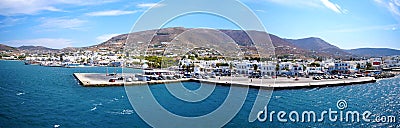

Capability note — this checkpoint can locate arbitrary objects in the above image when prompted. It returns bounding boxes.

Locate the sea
[0,60,399,127]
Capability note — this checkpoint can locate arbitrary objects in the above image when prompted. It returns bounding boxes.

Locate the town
[1,46,399,81]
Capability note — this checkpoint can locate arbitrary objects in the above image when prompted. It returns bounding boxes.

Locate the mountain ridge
[1,27,399,58]
[346,48,400,57]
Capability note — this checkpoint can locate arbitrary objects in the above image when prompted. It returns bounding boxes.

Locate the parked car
[313,76,321,80]
[109,78,118,82]
[263,75,272,79]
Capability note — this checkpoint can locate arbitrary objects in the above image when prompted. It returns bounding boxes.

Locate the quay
[197,76,376,89]
[73,73,192,87]
[73,73,377,88]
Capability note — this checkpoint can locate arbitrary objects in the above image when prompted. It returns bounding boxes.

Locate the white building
[330,60,350,74]
[236,60,258,75]
[305,67,324,75]
[260,62,276,76]
[369,58,382,70]
[290,63,304,76]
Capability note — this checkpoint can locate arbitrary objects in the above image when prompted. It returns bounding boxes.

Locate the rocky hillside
[0,44,17,51]
[2,27,397,58]
[346,48,400,57]
[286,37,350,57]
[96,27,337,58]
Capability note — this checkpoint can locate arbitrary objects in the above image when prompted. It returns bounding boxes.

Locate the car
[263,75,272,79]
[109,78,118,82]
[313,76,321,80]
[126,77,133,82]
[210,74,216,78]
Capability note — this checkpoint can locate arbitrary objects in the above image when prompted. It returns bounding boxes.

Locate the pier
[73,73,192,87]
[73,73,377,88]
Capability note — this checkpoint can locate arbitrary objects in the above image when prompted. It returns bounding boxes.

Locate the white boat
[64,63,95,68]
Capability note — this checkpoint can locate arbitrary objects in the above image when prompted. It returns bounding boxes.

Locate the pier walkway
[73,73,376,89]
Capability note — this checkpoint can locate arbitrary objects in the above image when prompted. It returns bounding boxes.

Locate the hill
[97,27,329,58]
[1,27,397,59]
[346,48,400,57]
[0,44,17,52]
[286,37,350,57]
[18,46,59,54]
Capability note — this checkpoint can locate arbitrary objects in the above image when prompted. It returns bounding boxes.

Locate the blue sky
[0,0,399,49]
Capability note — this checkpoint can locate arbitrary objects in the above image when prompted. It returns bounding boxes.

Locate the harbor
[2,54,398,128]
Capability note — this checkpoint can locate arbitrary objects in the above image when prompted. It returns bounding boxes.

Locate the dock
[197,76,376,89]
[73,73,377,88]
[73,73,191,87]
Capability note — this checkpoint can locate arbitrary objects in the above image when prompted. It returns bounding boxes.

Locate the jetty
[73,73,377,88]
[73,73,192,87]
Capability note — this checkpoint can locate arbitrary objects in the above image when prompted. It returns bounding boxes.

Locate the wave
[108,109,134,115]
[90,106,97,111]
[93,103,102,106]
[16,92,25,96]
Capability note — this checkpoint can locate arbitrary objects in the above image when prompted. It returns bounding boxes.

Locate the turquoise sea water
[0,60,399,127]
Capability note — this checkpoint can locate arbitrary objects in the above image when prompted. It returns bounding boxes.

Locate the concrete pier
[73,73,377,88]
[73,73,191,87]
[198,76,376,89]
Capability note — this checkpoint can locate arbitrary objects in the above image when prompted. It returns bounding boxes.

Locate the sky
[0,0,399,49]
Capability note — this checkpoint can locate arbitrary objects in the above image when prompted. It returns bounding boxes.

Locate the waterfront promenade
[200,76,376,89]
[73,73,377,88]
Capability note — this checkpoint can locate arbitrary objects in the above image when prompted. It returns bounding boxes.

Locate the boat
[64,63,95,68]
[24,60,41,65]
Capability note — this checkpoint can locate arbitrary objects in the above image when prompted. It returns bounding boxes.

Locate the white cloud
[325,24,400,33]
[320,0,346,14]
[0,0,119,16]
[37,17,87,30]
[3,38,74,49]
[262,0,347,14]
[388,2,400,16]
[263,0,322,8]
[86,10,138,16]
[0,17,26,28]
[255,9,267,13]
[136,3,165,8]
[374,0,400,17]
[96,33,120,43]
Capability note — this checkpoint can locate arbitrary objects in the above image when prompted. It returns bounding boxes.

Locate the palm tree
[275,64,280,77]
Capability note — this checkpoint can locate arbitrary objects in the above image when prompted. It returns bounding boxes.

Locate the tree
[60,54,64,62]
[356,63,361,69]
[366,62,374,70]
[253,64,258,71]
[216,63,229,67]
[310,62,320,67]
[17,55,26,60]
[182,64,187,72]
[275,64,280,72]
